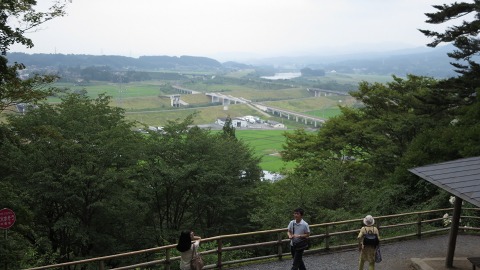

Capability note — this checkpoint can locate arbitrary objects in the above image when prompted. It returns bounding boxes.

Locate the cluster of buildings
[215,115,286,129]
[145,115,285,133]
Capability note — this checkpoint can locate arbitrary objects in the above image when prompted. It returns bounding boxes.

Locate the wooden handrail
[24,207,480,270]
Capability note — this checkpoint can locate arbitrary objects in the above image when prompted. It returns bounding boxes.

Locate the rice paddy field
[48,79,354,127]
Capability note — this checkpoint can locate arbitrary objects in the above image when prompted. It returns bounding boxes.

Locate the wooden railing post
[217,238,223,270]
[377,220,380,237]
[417,213,422,239]
[165,247,171,270]
[325,225,329,250]
[277,232,283,260]
[98,260,105,270]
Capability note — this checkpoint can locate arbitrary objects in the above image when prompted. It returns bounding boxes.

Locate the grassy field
[49,80,353,127]
[180,94,211,104]
[56,81,165,98]
[229,88,310,101]
[236,129,297,172]
[312,72,395,84]
[224,69,256,78]
[205,129,298,172]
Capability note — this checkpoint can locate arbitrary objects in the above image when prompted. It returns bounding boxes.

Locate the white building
[266,120,285,129]
[261,171,284,182]
[242,115,260,124]
[216,117,248,128]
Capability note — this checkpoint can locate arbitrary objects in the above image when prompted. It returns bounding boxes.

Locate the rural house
[216,117,248,128]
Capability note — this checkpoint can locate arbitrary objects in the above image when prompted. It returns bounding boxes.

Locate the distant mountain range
[7,44,462,78]
[6,53,224,71]
[247,45,459,78]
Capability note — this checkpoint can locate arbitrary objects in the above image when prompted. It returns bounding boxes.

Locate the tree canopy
[0,0,67,55]
[1,94,145,264]
[262,1,480,223]
[137,115,262,242]
[419,1,480,84]
[0,94,263,267]
[0,0,68,113]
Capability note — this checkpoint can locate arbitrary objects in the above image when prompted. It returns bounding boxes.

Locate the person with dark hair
[357,215,380,270]
[176,230,202,270]
[287,208,310,270]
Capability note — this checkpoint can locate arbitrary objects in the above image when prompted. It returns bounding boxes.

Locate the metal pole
[446,196,462,268]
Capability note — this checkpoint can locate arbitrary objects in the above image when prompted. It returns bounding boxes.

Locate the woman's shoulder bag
[190,244,204,270]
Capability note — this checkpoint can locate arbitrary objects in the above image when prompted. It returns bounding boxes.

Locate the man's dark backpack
[362,227,379,247]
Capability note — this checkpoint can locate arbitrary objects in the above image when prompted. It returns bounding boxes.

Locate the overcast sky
[10,0,454,61]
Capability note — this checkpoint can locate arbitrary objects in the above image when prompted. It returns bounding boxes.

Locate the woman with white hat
[357,215,380,270]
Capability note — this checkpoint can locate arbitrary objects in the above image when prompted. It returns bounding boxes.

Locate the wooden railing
[25,207,480,270]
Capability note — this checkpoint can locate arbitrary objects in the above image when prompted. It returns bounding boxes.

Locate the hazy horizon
[9,43,434,60]
[10,0,455,62]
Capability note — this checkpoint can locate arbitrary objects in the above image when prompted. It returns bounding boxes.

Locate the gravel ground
[227,234,480,270]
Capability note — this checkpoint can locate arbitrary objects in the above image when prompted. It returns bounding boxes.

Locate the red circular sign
[0,208,16,229]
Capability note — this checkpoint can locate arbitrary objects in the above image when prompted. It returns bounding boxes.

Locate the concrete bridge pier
[170,95,180,107]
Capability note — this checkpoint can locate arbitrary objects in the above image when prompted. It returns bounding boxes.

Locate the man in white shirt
[287,208,310,270]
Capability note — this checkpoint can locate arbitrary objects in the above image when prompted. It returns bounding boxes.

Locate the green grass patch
[180,94,211,104]
[181,82,257,92]
[263,95,357,119]
[114,96,172,110]
[82,82,162,98]
[235,129,296,172]
[305,107,342,118]
[319,73,395,84]
[53,81,164,98]
[230,88,309,101]
[224,69,256,78]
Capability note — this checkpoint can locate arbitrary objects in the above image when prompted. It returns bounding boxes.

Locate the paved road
[228,234,480,270]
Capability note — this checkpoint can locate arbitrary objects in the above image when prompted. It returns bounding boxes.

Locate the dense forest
[1,0,480,269]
